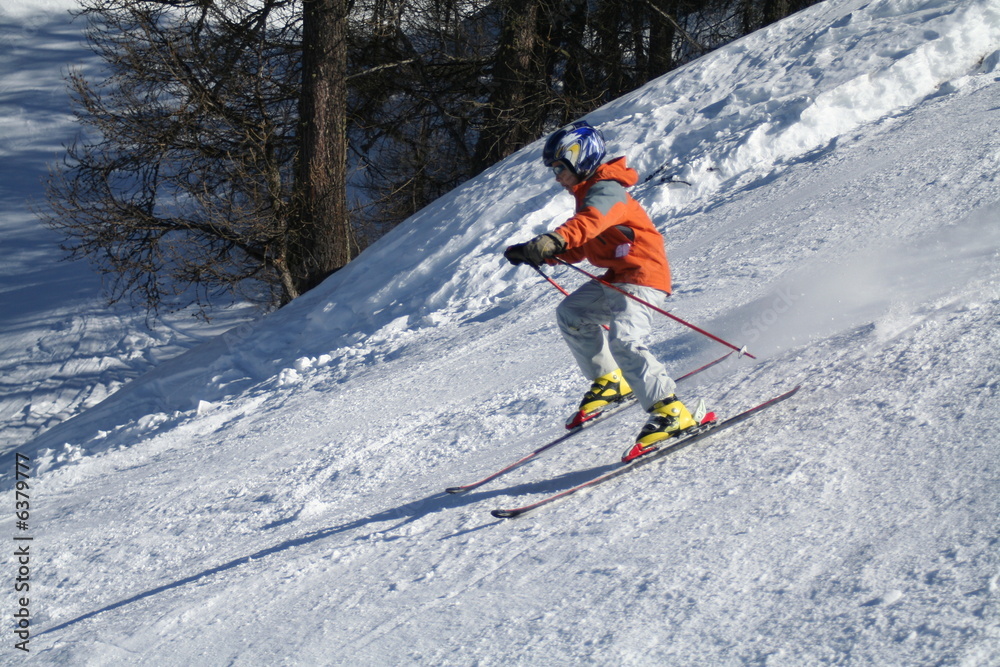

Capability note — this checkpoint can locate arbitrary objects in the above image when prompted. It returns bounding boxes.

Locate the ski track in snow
[1,0,999,664]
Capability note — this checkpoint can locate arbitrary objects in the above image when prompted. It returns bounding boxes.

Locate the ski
[490,385,801,518]
[445,397,636,494]
[444,352,732,495]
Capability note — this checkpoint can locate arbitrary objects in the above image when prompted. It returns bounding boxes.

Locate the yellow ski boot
[566,370,633,429]
[623,395,707,462]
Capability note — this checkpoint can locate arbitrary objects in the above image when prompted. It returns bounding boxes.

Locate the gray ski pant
[556,279,676,411]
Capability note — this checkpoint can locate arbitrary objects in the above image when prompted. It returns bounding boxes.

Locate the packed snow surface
[2,0,999,664]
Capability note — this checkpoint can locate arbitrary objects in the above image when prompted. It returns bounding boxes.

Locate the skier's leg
[604,283,676,411]
[556,280,617,381]
[558,280,636,424]
[603,284,704,457]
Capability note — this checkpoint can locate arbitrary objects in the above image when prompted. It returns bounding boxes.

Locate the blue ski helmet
[542,120,606,179]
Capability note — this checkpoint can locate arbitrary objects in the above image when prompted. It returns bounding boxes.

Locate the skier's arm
[553,180,629,249]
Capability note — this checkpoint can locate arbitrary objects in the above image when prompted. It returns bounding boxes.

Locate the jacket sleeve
[549,242,587,265]
[553,180,630,249]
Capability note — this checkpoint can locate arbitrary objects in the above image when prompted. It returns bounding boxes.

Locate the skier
[504,120,704,461]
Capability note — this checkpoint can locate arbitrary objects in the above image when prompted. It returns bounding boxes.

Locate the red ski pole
[527,262,610,331]
[553,258,756,359]
[528,262,571,297]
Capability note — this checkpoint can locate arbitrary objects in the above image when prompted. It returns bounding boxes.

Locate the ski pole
[527,262,611,331]
[528,262,571,297]
[553,258,756,359]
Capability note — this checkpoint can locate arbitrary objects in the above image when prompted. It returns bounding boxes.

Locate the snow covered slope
[5,0,1000,663]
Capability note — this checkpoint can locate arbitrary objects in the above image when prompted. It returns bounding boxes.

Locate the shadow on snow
[37,459,618,637]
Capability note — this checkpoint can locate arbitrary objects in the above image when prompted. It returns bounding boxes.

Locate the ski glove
[504,232,566,266]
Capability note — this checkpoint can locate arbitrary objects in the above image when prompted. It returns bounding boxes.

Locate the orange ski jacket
[552,157,672,294]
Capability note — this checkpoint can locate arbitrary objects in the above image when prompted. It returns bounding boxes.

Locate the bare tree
[44,0,352,314]
[472,0,553,171]
[345,0,487,240]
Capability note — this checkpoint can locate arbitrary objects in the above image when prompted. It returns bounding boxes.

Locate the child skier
[504,121,704,462]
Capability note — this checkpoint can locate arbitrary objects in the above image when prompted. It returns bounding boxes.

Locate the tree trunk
[646,0,676,78]
[473,0,549,171]
[292,0,351,299]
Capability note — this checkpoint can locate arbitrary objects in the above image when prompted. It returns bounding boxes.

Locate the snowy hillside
[5,0,1000,664]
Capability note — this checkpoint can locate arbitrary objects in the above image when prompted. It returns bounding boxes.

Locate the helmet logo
[561,143,581,165]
